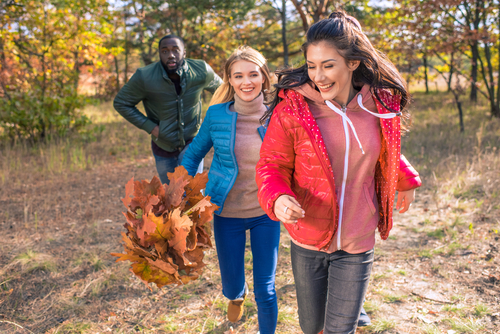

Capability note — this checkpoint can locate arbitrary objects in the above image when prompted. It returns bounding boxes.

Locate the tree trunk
[457,100,464,133]
[114,55,120,93]
[447,52,454,92]
[423,54,429,94]
[73,50,80,93]
[470,41,478,102]
[495,3,500,118]
[281,0,289,66]
[123,6,129,84]
[290,0,309,32]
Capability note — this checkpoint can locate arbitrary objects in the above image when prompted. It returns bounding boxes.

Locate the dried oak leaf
[185,172,209,199]
[183,196,213,216]
[121,178,134,207]
[168,208,193,255]
[146,212,173,244]
[136,211,159,245]
[163,171,190,211]
[146,257,178,275]
[120,232,155,259]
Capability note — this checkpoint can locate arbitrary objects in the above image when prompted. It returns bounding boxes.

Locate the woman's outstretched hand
[396,188,416,213]
[274,195,305,224]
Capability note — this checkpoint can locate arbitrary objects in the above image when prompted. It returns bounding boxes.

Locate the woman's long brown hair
[262,10,410,125]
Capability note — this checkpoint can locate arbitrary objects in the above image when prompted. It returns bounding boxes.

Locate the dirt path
[0,149,498,333]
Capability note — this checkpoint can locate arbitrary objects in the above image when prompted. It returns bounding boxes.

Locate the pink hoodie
[293,82,381,254]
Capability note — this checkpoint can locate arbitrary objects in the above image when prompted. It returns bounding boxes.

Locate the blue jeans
[290,242,374,334]
[153,144,203,184]
[214,214,280,334]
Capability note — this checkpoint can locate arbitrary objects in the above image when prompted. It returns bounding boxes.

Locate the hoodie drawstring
[324,94,399,251]
[325,100,365,155]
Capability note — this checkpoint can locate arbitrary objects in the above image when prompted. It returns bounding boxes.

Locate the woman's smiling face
[228,60,265,102]
[306,41,359,105]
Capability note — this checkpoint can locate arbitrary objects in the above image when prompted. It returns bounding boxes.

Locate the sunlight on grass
[443,318,485,333]
[418,323,440,334]
[55,321,93,333]
[363,300,381,314]
[6,250,57,274]
[160,315,179,333]
[366,318,397,333]
[473,303,490,317]
[383,293,406,303]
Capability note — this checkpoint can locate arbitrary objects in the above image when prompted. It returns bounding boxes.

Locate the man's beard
[162,60,183,74]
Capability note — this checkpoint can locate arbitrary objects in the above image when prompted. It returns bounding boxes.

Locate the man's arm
[113,70,157,134]
[204,63,223,94]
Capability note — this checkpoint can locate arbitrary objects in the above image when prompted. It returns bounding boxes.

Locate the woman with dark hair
[256,11,421,334]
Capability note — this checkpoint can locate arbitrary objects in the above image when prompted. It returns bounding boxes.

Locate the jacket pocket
[363,183,377,216]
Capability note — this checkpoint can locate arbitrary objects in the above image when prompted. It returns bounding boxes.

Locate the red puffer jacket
[256,89,422,250]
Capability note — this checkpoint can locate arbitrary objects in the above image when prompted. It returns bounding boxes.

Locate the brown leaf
[121,178,134,207]
[136,212,158,245]
[154,239,169,257]
[146,257,178,275]
[185,171,209,198]
[168,208,193,254]
[186,224,197,252]
[164,174,190,211]
[185,247,205,267]
[183,196,214,216]
[120,232,155,259]
[123,211,141,228]
[134,177,162,198]
[110,252,144,263]
[195,224,213,248]
[166,165,192,183]
[145,212,173,244]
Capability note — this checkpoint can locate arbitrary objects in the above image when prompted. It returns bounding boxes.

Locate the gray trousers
[290,242,374,334]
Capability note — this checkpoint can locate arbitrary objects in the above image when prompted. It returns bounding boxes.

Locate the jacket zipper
[337,104,349,251]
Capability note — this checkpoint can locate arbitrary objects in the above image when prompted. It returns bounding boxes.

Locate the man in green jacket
[113,35,222,184]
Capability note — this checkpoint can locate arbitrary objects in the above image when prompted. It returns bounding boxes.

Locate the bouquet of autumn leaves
[111,166,218,288]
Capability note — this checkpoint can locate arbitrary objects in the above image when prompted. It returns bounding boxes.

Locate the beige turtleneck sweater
[219,93,267,218]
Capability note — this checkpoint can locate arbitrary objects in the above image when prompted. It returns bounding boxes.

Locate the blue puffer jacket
[181,102,266,215]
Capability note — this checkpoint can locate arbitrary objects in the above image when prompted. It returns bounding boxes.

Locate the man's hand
[274,195,305,224]
[396,188,416,213]
[151,126,160,138]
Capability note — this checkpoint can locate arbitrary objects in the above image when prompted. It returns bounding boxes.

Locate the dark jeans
[214,214,280,334]
[290,242,374,334]
[153,144,203,184]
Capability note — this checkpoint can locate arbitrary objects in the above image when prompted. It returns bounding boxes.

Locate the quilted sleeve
[397,154,422,191]
[256,103,297,221]
[181,109,213,176]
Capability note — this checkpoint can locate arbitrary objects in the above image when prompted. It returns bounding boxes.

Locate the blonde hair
[210,46,271,106]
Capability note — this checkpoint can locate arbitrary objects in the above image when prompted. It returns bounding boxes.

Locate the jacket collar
[160,60,188,81]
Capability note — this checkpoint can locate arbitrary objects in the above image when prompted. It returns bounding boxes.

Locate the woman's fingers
[398,189,415,214]
[274,195,305,224]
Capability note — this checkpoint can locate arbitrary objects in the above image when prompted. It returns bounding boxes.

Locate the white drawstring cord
[357,94,398,119]
[325,100,365,154]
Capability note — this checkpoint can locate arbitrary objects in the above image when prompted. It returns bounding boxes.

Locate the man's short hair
[158,35,185,48]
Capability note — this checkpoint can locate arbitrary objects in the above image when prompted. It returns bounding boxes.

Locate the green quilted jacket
[113,59,223,152]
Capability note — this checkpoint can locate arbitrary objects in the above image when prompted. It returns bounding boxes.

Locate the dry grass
[0,91,499,333]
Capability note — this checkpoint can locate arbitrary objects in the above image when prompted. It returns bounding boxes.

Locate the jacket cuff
[397,175,422,191]
[141,119,158,134]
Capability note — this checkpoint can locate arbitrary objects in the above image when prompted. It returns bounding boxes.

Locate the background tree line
[1,0,499,142]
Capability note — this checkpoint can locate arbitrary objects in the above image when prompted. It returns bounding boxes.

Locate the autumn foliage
[111,166,218,288]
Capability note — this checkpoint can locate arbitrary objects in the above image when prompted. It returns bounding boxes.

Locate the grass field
[0,91,499,333]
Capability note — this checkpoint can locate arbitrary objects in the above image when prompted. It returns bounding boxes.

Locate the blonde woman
[182,46,278,334]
